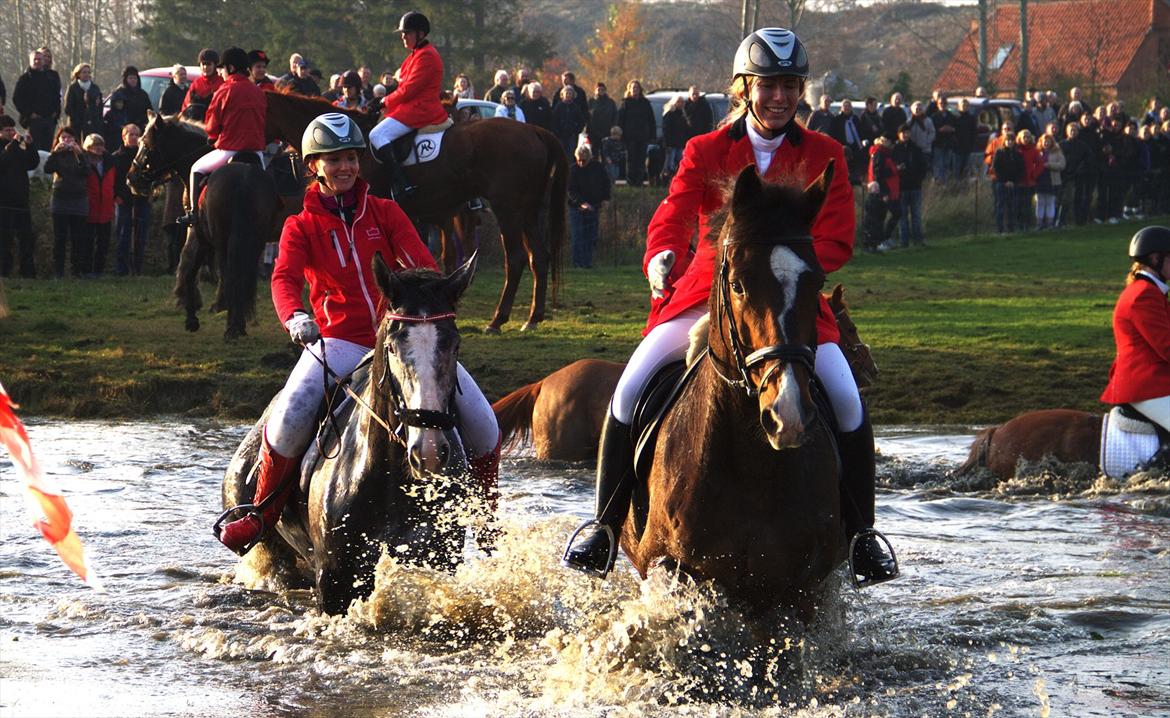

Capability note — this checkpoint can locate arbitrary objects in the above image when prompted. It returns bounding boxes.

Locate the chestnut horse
[615,164,845,614]
[958,409,1102,479]
[263,91,567,333]
[493,284,878,461]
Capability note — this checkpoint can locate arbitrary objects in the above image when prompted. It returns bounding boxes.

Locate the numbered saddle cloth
[402,118,454,167]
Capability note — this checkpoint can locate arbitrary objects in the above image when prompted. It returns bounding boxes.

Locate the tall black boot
[561,410,635,578]
[176,173,206,228]
[372,143,416,201]
[838,408,899,587]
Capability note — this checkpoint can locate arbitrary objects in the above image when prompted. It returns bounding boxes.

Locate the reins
[131,135,209,187]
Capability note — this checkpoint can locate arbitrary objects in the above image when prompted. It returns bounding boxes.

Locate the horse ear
[372,251,402,302]
[830,283,844,309]
[443,251,477,304]
[731,164,763,210]
[801,158,835,225]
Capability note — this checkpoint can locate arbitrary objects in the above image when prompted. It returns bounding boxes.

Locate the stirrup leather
[561,519,618,579]
[847,528,899,589]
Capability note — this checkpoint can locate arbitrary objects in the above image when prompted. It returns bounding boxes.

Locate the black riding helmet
[247,49,269,67]
[341,71,363,89]
[218,47,249,75]
[733,27,809,80]
[397,10,430,35]
[1129,225,1170,266]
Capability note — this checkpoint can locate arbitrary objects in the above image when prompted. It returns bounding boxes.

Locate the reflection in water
[0,421,1167,717]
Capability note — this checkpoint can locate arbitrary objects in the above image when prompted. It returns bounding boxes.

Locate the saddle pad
[1100,408,1159,479]
[402,129,446,167]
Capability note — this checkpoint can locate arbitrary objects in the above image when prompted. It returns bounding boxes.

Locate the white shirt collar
[1137,270,1169,295]
[746,121,785,175]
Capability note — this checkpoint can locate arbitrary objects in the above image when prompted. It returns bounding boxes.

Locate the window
[990,44,1014,71]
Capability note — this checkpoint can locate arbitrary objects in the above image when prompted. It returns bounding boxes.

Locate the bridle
[129,126,209,187]
[711,234,819,398]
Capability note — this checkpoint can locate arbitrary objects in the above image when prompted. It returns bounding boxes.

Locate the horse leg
[485,218,527,334]
[173,227,205,332]
[439,218,459,274]
[522,216,550,331]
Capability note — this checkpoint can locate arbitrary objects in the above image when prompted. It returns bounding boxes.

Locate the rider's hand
[647,250,676,300]
[285,312,321,347]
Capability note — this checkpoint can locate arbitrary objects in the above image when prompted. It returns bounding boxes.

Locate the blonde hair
[624,79,643,98]
[71,63,91,81]
[1016,129,1034,144]
[524,82,543,99]
[575,144,592,162]
[664,95,685,114]
[721,74,807,129]
[82,134,105,151]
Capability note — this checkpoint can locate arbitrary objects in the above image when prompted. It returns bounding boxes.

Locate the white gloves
[647,250,676,300]
[285,312,321,347]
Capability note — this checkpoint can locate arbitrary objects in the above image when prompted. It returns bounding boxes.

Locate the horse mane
[268,88,370,126]
[706,170,810,245]
[162,114,208,138]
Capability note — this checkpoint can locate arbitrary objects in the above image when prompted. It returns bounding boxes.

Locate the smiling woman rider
[214,113,501,555]
[561,28,899,587]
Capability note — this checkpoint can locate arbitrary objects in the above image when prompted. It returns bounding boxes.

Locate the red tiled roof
[936,0,1154,93]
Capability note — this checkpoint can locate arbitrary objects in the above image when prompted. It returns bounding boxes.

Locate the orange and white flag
[0,381,99,587]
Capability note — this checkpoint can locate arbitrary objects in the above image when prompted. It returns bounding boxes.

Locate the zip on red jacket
[1101,273,1170,404]
[272,178,437,347]
[642,116,854,343]
[382,41,449,128]
[181,74,224,113]
[204,74,267,151]
[85,156,116,224]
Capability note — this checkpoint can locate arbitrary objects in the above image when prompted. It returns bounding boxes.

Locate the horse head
[709,163,832,451]
[370,252,477,475]
[128,111,208,196]
[829,283,879,389]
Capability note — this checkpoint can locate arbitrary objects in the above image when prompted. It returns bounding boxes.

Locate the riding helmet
[197,48,219,65]
[1128,225,1170,263]
[396,10,430,35]
[218,47,249,74]
[301,113,366,160]
[247,49,269,67]
[733,28,809,79]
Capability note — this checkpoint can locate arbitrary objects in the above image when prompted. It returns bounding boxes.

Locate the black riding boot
[562,411,635,578]
[372,143,416,201]
[838,409,899,587]
[176,173,206,228]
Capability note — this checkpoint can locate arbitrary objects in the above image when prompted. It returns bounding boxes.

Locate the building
[935,0,1170,99]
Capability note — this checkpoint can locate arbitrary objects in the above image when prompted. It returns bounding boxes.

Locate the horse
[127,113,280,340]
[611,164,846,615]
[958,408,1114,480]
[220,255,482,614]
[493,284,879,462]
[263,90,567,333]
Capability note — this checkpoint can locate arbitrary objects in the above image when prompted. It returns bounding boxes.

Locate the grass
[1,179,1161,425]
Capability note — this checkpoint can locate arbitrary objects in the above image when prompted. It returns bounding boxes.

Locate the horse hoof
[521,321,539,332]
[185,319,200,332]
[482,324,501,335]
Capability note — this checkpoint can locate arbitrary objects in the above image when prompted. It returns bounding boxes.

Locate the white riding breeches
[610,310,864,433]
[1129,395,1170,435]
[189,149,266,195]
[266,338,499,460]
[369,117,413,151]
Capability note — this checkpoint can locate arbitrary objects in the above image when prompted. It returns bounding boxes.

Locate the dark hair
[0,115,16,129]
[122,65,140,83]
[53,126,76,144]
[865,96,877,104]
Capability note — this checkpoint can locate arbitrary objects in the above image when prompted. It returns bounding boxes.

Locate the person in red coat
[82,133,115,276]
[216,113,501,555]
[1016,129,1044,231]
[562,27,899,586]
[177,47,267,227]
[1101,226,1170,465]
[368,10,448,199]
[180,48,223,121]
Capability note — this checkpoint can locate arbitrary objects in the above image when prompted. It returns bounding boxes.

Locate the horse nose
[760,367,810,450]
[408,432,451,474]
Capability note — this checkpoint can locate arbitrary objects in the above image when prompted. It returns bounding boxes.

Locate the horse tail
[492,379,543,454]
[541,130,568,306]
[957,425,997,475]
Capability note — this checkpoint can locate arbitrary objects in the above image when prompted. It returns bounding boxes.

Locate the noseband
[713,234,818,398]
[378,311,460,434]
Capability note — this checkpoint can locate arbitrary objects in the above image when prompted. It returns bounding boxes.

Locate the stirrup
[847,528,899,589]
[560,519,617,579]
[467,197,484,212]
[175,212,196,228]
[212,503,267,556]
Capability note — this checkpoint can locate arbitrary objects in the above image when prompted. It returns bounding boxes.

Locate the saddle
[390,117,454,166]
[298,353,375,495]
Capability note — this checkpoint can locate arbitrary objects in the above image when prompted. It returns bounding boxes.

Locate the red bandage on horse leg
[468,436,501,516]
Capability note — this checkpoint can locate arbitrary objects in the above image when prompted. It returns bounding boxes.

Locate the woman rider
[177,47,267,227]
[368,10,448,200]
[216,113,501,554]
[561,28,899,586]
[1101,226,1170,467]
[248,49,275,89]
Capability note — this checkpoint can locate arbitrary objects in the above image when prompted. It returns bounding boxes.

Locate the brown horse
[493,283,878,461]
[615,164,845,614]
[264,91,567,333]
[958,409,1102,479]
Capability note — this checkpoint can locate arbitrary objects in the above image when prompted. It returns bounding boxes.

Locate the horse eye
[730,279,745,295]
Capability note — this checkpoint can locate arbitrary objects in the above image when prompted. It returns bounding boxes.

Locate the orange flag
[0,381,99,587]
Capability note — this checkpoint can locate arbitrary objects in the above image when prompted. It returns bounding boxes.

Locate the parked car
[646,90,731,143]
[454,98,502,120]
[947,96,1022,152]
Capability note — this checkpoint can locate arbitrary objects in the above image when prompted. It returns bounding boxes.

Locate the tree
[575,2,654,91]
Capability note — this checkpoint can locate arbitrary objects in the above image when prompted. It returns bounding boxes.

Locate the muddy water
[1,421,1168,717]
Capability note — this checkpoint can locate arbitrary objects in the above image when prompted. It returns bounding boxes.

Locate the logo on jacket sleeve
[366,227,383,241]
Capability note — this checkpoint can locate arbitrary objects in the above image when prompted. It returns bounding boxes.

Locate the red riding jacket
[85,155,116,224]
[273,178,437,347]
[382,41,448,128]
[205,74,267,151]
[868,144,900,202]
[643,117,854,344]
[1101,273,1170,404]
[181,74,224,113]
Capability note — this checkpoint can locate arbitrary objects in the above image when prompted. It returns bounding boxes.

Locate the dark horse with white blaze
[618,165,845,616]
[221,255,481,614]
[264,90,567,333]
[127,113,280,340]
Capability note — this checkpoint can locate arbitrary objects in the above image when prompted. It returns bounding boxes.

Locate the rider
[1101,225,1170,466]
[334,71,366,111]
[177,47,267,228]
[561,27,899,586]
[181,48,224,121]
[368,10,448,200]
[215,113,501,555]
[248,50,275,90]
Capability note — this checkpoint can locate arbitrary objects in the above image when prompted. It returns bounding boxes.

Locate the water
[1,420,1168,717]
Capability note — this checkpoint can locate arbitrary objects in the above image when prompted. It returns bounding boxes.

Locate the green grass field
[0,214,1160,424]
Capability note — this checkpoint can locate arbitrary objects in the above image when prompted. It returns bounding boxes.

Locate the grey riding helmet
[301,113,366,161]
[733,27,809,79]
[1129,225,1170,265]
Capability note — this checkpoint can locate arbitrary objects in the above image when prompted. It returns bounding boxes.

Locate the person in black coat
[12,49,62,152]
[828,99,866,185]
[64,63,105,141]
[807,95,833,134]
[954,98,978,178]
[107,67,153,152]
[551,72,590,122]
[587,83,617,157]
[551,85,587,159]
[0,116,41,277]
[567,145,611,269]
[683,86,714,138]
[858,97,882,146]
[1060,122,1094,225]
[111,124,153,275]
[158,65,189,115]
[617,80,655,187]
[880,93,907,141]
[992,133,1024,233]
[660,96,689,183]
[893,125,928,246]
[520,83,552,132]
